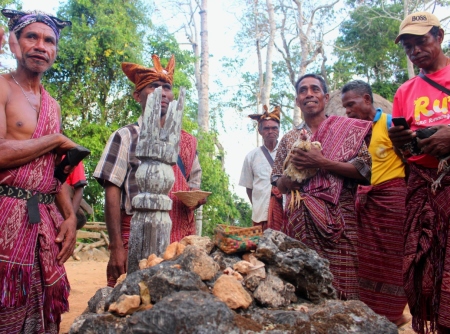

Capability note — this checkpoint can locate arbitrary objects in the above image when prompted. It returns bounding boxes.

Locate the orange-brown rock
[233,260,255,274]
[139,281,151,305]
[147,254,157,263]
[108,294,141,316]
[212,275,252,309]
[163,242,179,260]
[115,273,127,287]
[139,259,148,270]
[148,257,164,267]
[180,235,214,254]
[176,243,186,255]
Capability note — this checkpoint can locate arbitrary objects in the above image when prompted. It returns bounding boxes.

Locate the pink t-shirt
[392,64,450,168]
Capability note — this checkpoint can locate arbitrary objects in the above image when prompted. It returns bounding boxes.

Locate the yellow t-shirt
[369,112,405,185]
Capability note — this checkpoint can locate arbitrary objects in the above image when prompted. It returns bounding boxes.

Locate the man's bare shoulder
[0,74,12,102]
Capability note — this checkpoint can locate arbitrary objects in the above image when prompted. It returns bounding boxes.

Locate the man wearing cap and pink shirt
[389,11,450,334]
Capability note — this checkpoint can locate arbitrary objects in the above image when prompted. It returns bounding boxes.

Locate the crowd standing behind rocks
[0,6,449,334]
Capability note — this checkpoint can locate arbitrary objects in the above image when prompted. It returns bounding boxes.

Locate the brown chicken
[283,128,322,211]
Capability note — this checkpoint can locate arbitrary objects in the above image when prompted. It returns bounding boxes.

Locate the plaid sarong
[404,163,450,333]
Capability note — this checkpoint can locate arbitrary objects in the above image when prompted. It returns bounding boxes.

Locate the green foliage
[64,121,118,221]
[44,0,149,125]
[331,5,408,99]
[0,0,20,27]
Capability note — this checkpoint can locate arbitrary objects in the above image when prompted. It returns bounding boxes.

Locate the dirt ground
[60,257,108,333]
[61,258,416,334]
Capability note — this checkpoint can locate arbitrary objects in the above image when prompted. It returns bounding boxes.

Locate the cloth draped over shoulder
[169,130,198,242]
[0,87,69,327]
[286,116,372,244]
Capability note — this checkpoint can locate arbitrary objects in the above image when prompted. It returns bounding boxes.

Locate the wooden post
[127,87,185,274]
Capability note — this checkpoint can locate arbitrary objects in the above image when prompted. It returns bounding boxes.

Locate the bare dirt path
[60,260,108,334]
[60,259,415,334]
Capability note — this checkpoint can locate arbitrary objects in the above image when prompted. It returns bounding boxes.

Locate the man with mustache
[271,74,372,300]
[94,56,205,287]
[239,105,284,231]
[0,9,78,333]
[389,12,450,333]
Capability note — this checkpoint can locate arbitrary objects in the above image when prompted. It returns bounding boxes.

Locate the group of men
[0,6,449,334]
[0,8,205,333]
[240,11,450,334]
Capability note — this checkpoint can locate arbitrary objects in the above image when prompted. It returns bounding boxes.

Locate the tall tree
[332,4,408,100]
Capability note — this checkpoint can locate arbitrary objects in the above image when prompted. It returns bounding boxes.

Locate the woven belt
[0,184,55,204]
[0,184,55,224]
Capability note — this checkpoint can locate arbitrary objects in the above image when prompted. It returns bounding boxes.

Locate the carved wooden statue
[127,87,185,274]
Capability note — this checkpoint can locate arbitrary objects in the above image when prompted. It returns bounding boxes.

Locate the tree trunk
[402,0,416,79]
[198,0,209,132]
[261,0,275,107]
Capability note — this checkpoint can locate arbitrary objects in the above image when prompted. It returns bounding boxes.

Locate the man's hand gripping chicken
[283,128,322,211]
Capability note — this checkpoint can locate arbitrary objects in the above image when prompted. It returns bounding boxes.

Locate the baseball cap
[395,11,441,44]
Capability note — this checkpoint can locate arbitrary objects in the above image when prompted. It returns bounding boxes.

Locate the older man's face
[401,30,443,70]
[134,80,174,117]
[16,22,57,73]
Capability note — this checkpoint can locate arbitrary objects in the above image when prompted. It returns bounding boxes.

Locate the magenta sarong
[284,116,371,300]
[0,87,69,333]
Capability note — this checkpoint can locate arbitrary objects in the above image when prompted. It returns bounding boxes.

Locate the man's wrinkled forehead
[21,22,57,40]
[298,79,323,92]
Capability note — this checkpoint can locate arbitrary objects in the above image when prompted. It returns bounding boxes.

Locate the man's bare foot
[393,313,412,327]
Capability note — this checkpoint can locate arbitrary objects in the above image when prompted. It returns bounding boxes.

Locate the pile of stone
[69,229,397,333]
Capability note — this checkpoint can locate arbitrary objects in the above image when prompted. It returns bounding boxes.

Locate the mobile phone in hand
[392,117,410,129]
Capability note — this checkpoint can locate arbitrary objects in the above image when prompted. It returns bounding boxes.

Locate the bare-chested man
[0,9,79,333]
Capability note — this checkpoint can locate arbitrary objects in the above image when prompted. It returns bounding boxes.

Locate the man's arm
[54,183,77,265]
[104,181,127,282]
[187,155,207,209]
[72,186,84,212]
[289,146,368,181]
[418,125,450,158]
[0,134,78,169]
[246,188,253,204]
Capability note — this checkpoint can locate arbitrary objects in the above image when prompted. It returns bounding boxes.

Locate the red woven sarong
[355,178,407,322]
[0,87,69,331]
[267,186,284,231]
[168,130,197,242]
[404,164,450,333]
[284,116,371,300]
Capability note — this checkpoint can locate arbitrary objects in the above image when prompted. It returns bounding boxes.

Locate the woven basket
[173,190,212,207]
[214,224,263,254]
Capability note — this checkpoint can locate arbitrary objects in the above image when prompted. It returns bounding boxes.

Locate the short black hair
[399,25,441,44]
[341,80,374,104]
[295,74,328,94]
[429,26,441,38]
